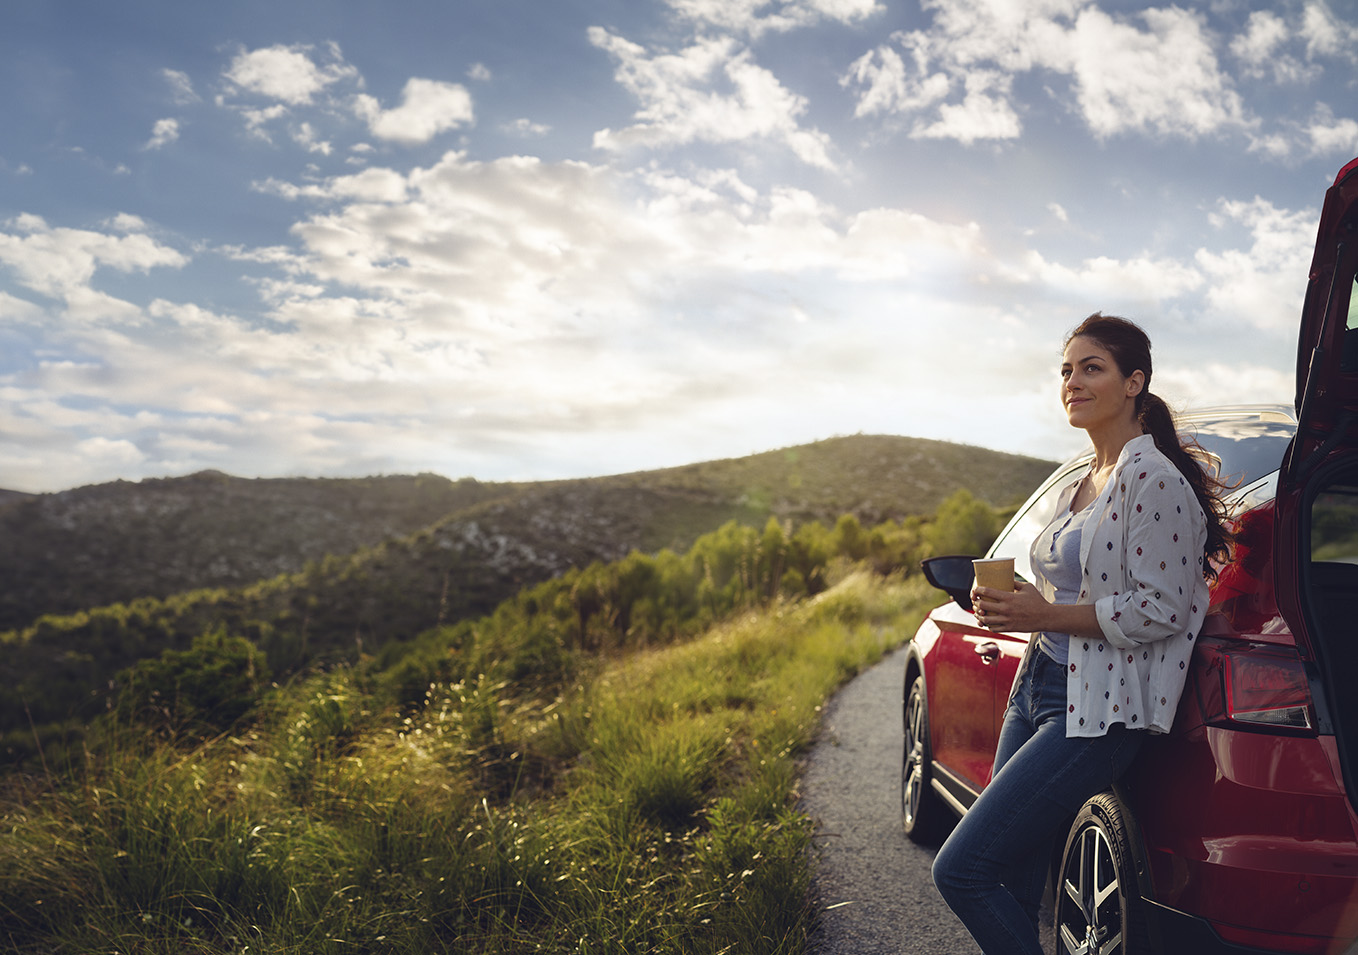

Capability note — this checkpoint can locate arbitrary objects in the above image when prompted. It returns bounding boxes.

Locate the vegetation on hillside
[0,435,1054,636]
[0,471,502,633]
[1,489,1001,954]
[3,489,1004,761]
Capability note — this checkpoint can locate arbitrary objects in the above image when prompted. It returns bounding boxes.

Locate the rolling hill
[0,434,1055,733]
[0,435,1052,634]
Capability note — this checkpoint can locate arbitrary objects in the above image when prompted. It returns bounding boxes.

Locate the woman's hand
[972,582,1104,639]
[971,582,1052,634]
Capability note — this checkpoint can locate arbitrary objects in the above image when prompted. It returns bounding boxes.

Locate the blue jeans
[931,647,1145,955]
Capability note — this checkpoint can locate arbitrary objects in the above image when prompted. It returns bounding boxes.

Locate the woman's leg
[932,652,1144,955]
[990,683,1051,937]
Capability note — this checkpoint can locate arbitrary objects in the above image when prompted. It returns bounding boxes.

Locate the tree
[925,489,1000,558]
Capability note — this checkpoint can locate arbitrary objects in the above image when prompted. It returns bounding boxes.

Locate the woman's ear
[1126,369,1145,397]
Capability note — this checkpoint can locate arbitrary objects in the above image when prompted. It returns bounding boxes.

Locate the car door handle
[973,641,1000,664]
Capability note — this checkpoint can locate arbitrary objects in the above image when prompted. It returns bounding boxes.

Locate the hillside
[0,471,505,633]
[0,435,1052,635]
[0,488,34,510]
[0,435,1053,735]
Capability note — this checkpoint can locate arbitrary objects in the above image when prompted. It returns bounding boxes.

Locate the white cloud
[354,78,475,144]
[505,117,552,137]
[0,217,187,301]
[1012,250,1203,303]
[842,0,1249,143]
[105,213,148,232]
[841,44,950,119]
[77,436,144,465]
[0,290,43,323]
[1156,360,1293,412]
[1247,130,1295,160]
[1301,1,1358,61]
[224,43,359,105]
[1304,104,1358,157]
[1231,10,1314,84]
[291,121,332,155]
[468,62,492,82]
[1196,197,1317,331]
[65,286,146,325]
[590,30,836,169]
[1066,7,1247,139]
[665,0,882,36]
[144,117,180,150]
[912,68,1020,143]
[253,166,410,203]
[162,68,199,104]
[1231,9,1287,67]
[239,104,290,139]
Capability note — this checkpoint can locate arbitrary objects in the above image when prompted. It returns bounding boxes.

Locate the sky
[1,0,1355,494]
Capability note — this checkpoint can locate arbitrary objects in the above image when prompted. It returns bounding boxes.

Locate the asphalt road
[800,643,1056,955]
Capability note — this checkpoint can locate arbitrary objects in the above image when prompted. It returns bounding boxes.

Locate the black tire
[901,673,951,844]
[1055,791,1148,955]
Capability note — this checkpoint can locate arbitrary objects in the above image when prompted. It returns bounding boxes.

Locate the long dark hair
[1066,313,1233,580]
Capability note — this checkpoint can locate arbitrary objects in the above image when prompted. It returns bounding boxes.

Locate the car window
[987,463,1087,584]
[1306,476,1358,725]
[1312,481,1358,563]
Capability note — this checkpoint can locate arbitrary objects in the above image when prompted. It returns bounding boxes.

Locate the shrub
[113,630,270,737]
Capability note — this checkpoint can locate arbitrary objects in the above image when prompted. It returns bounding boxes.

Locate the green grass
[1,570,935,954]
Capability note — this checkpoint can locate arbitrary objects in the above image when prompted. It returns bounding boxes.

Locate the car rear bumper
[1146,899,1353,955]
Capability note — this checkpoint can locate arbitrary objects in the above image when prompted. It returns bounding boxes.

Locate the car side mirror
[921,555,979,612]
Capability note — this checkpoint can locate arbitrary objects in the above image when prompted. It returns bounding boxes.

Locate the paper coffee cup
[972,557,1016,593]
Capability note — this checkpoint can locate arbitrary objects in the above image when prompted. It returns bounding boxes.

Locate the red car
[904,155,1358,955]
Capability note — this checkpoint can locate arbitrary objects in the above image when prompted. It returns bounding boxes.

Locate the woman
[930,313,1232,955]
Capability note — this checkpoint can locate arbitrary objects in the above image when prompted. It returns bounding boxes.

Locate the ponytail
[1138,391,1233,581]
[1068,313,1234,582]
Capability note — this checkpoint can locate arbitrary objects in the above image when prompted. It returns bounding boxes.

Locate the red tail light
[1197,642,1316,733]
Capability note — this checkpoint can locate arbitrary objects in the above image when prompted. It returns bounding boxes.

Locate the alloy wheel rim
[903,692,925,826]
[1058,823,1124,955]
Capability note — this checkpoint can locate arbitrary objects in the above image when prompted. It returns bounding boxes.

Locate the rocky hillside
[0,471,503,633]
[0,435,1055,635]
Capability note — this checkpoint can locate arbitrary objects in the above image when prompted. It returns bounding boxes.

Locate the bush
[114,630,270,737]
[925,488,1000,557]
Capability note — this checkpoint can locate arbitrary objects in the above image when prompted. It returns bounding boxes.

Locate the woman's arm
[1092,460,1208,649]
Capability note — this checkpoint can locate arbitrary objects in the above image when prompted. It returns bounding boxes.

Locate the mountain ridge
[0,433,1055,637]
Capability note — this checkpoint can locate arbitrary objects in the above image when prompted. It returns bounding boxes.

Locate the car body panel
[921,599,1026,794]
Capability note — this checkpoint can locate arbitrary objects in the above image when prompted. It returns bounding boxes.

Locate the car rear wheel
[1055,791,1147,955]
[902,673,950,843]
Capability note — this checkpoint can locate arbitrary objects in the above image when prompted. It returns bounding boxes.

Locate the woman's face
[1060,335,1144,432]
